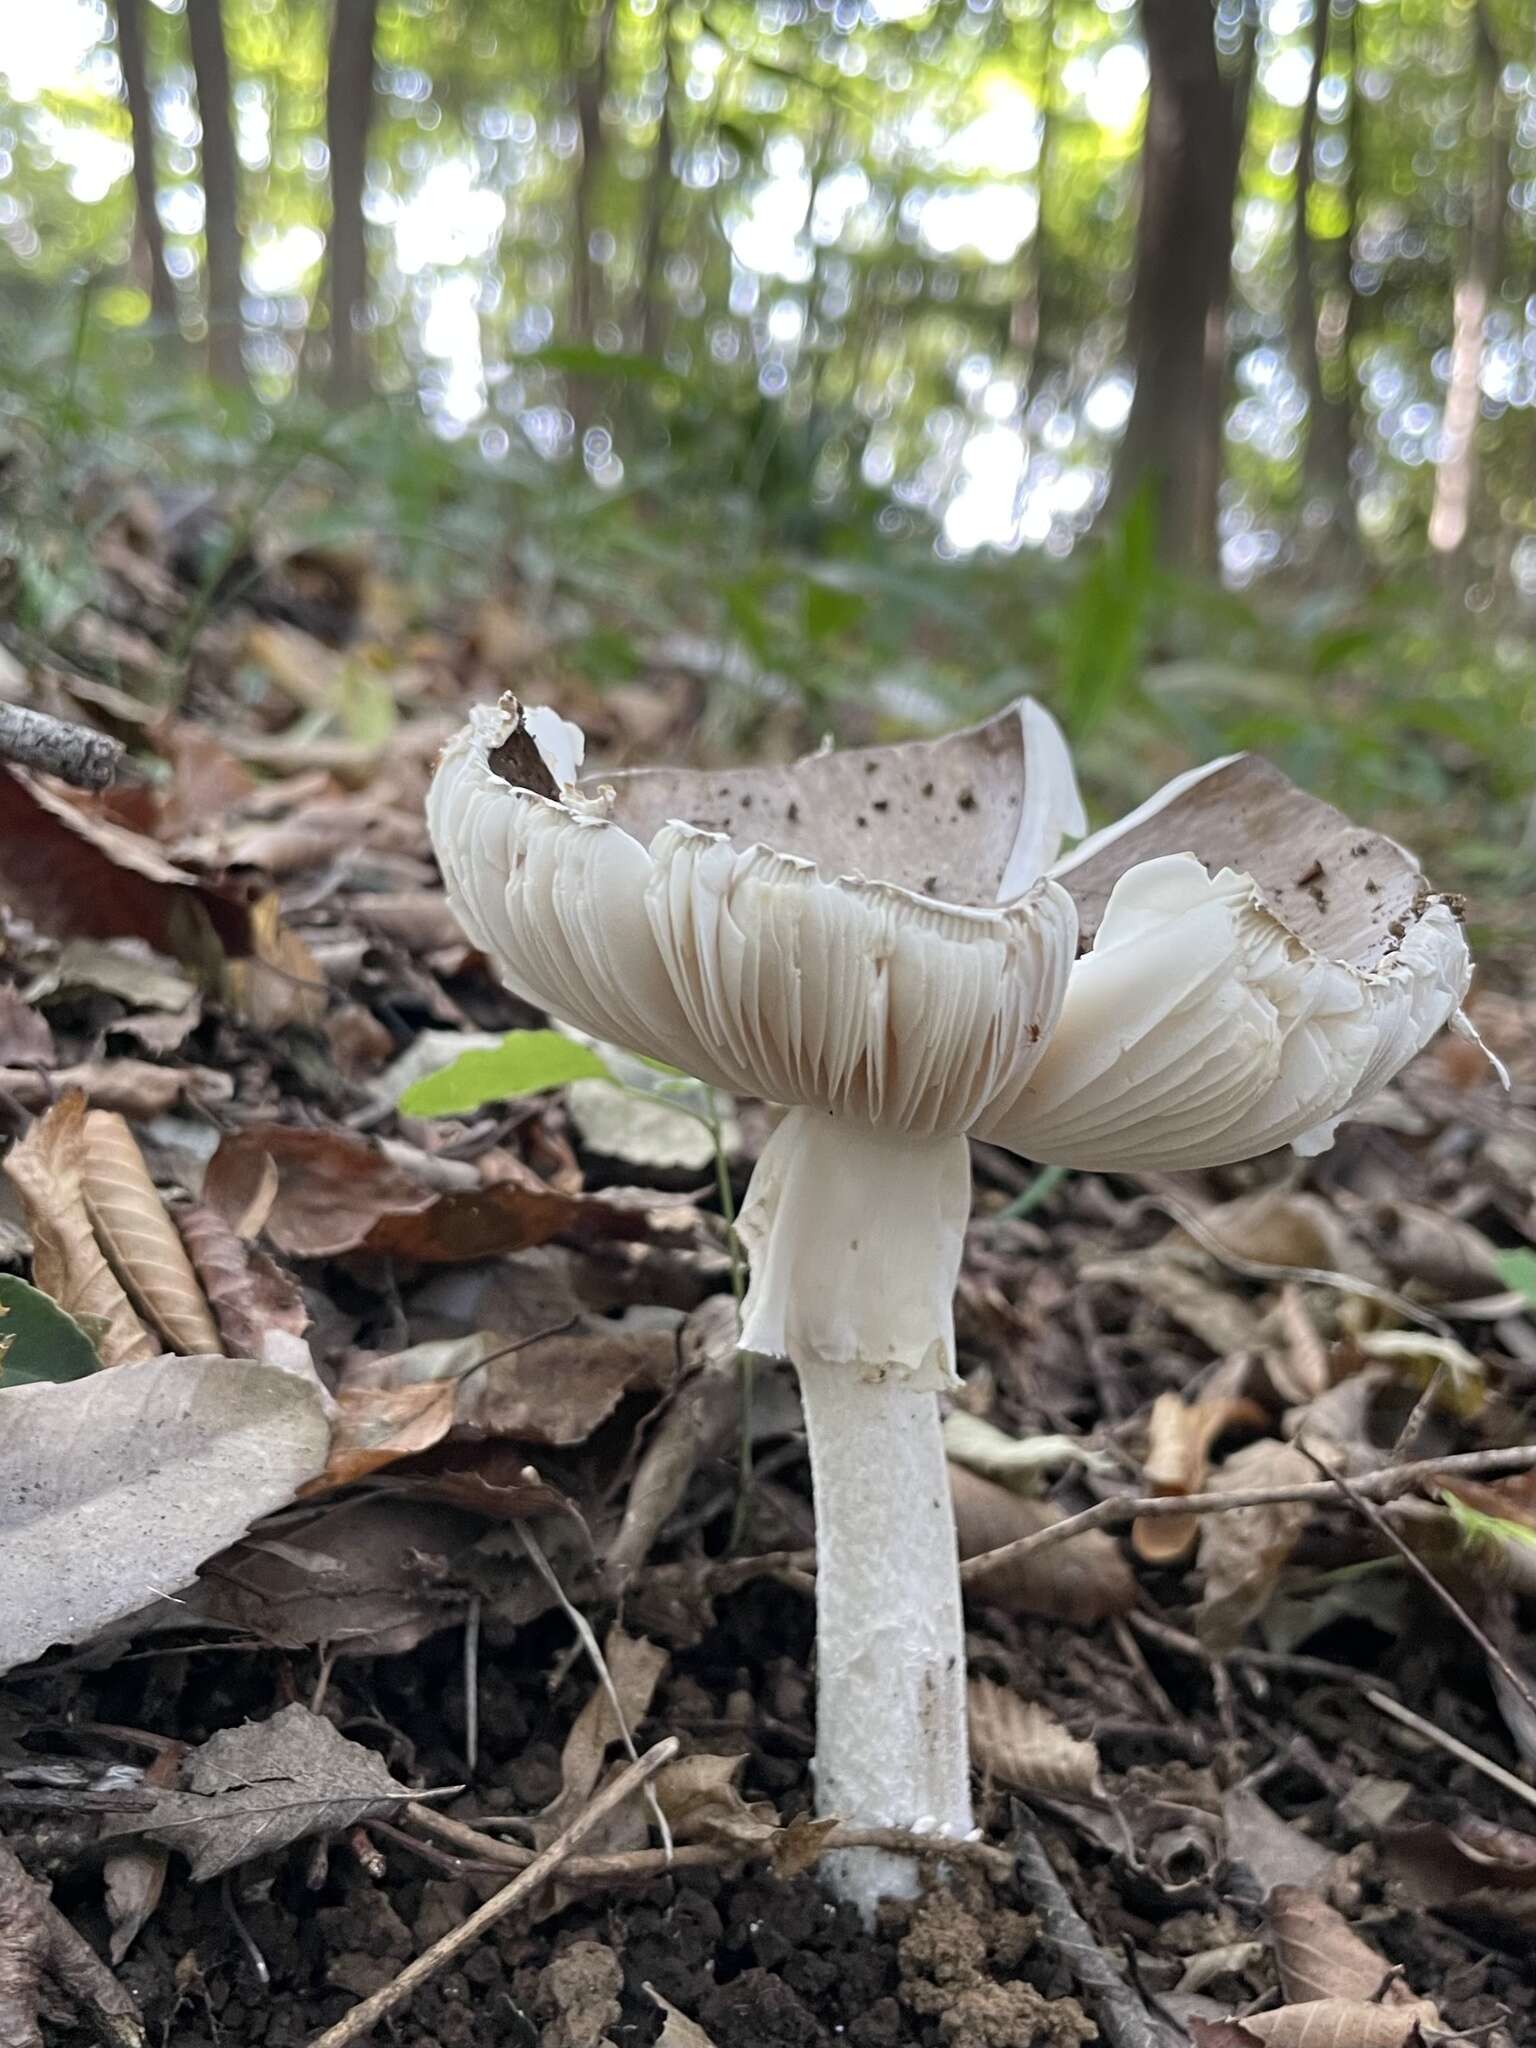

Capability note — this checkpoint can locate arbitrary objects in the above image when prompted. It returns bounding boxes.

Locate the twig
[1367,1690,1536,1816]
[1300,1440,1536,1728]
[960,1445,1536,1585]
[1127,1607,1394,1697]
[0,703,124,788]
[305,1738,678,2048]
[1011,1821,1183,2048]
[0,1844,144,2048]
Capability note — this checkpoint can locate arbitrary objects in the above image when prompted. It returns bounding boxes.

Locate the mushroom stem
[737,1109,975,1920]
[797,1362,973,1919]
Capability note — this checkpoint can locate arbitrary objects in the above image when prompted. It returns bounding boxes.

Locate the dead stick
[305,1738,679,2048]
[1367,1690,1536,1815]
[1012,1822,1182,2048]
[0,704,123,789]
[960,1444,1536,1586]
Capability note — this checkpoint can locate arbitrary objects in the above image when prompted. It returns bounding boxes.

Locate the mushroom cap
[428,700,1473,1168]
[427,698,1079,1138]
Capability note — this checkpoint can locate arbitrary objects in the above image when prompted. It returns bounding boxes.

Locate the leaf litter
[0,552,1532,2048]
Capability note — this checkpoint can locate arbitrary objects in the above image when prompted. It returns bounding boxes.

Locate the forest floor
[1,507,1535,2048]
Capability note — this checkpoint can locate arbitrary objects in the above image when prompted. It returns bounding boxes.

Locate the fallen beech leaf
[968,1679,1105,1802]
[1268,1886,1423,2008]
[953,1465,1136,1622]
[1354,1330,1484,1413]
[1178,1187,1380,1282]
[1080,1252,1263,1355]
[1134,1391,1268,1564]
[3,1092,155,1366]
[1189,2025,1263,2047]
[301,1380,459,1493]
[144,1703,412,1880]
[27,939,198,1017]
[459,1326,678,1445]
[0,765,250,963]
[176,1201,309,1360]
[0,1353,329,1671]
[81,1112,221,1356]
[0,984,53,1065]
[0,1276,100,1386]
[1196,1440,1316,1650]
[646,1987,718,2048]
[223,893,328,1032]
[1367,1199,1508,1300]
[1236,2001,1437,2046]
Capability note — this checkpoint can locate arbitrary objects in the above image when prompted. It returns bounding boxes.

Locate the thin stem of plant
[1368,1690,1536,1816]
[959,1443,1536,1586]
[304,1739,678,2048]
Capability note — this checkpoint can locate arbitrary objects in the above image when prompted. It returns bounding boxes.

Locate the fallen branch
[960,1444,1536,1587]
[305,1738,678,2048]
[0,705,123,789]
[0,1844,144,2048]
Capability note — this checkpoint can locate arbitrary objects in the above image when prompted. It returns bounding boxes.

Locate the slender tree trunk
[115,0,177,337]
[186,0,246,390]
[1428,0,1506,569]
[324,0,378,404]
[1011,0,1056,366]
[1113,0,1244,570]
[635,5,674,357]
[1293,0,1356,546]
[569,0,616,347]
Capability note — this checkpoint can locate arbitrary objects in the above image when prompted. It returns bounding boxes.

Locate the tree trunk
[324,0,378,404]
[1293,0,1356,547]
[569,0,616,348]
[1113,0,1244,570]
[1428,1,1506,569]
[635,5,674,357]
[1010,0,1056,366]
[115,0,177,338]
[186,0,246,390]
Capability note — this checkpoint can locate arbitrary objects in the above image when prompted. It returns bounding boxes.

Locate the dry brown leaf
[1367,1199,1508,1300]
[967,1678,1104,1802]
[768,1813,842,1881]
[459,1326,678,1445]
[953,1465,1136,1621]
[653,1752,777,1847]
[102,1743,183,1962]
[1383,1816,1536,1934]
[0,986,53,1066]
[1196,1440,1316,1650]
[1267,1886,1422,2008]
[176,1201,309,1359]
[223,893,328,1032]
[300,1381,459,1494]
[537,1629,669,1844]
[80,1112,221,1356]
[0,1060,233,1117]
[1271,1284,1332,1404]
[3,1092,154,1365]
[203,1125,684,1264]
[1134,1391,1268,1564]
[1236,2001,1436,2046]
[1189,2024,1264,2048]
[1222,1788,1336,1898]
[1181,1188,1380,1283]
[1080,1252,1264,1355]
[0,765,251,963]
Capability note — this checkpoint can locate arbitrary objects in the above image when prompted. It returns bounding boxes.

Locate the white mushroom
[426,696,1475,1923]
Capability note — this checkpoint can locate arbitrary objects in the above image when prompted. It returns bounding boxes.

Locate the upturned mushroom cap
[428,698,1474,1173]
[427,697,1080,1139]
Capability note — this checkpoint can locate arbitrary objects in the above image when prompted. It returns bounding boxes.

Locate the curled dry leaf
[175,1200,309,1360]
[103,1743,184,1962]
[1222,1787,1337,1898]
[1234,2000,1437,2046]
[1179,1187,1382,1284]
[203,1124,688,1263]
[943,1411,1113,1494]
[653,1752,777,1847]
[0,1353,330,1671]
[80,1111,221,1356]
[953,1464,1137,1622]
[143,1703,413,1881]
[0,1060,232,1117]
[1383,1816,1536,1935]
[967,1678,1105,1802]
[1080,1252,1264,1356]
[646,1986,719,2048]
[1196,1440,1317,1651]
[300,1379,459,1494]
[537,1628,669,1844]
[2,1091,155,1366]
[0,765,251,963]
[1134,1391,1268,1565]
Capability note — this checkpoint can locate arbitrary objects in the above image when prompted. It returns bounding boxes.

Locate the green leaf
[1441,1487,1536,1558]
[1494,1247,1536,1309]
[0,1275,102,1386]
[399,1030,615,1117]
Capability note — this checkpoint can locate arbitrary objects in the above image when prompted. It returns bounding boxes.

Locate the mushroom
[427,697,1478,1921]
